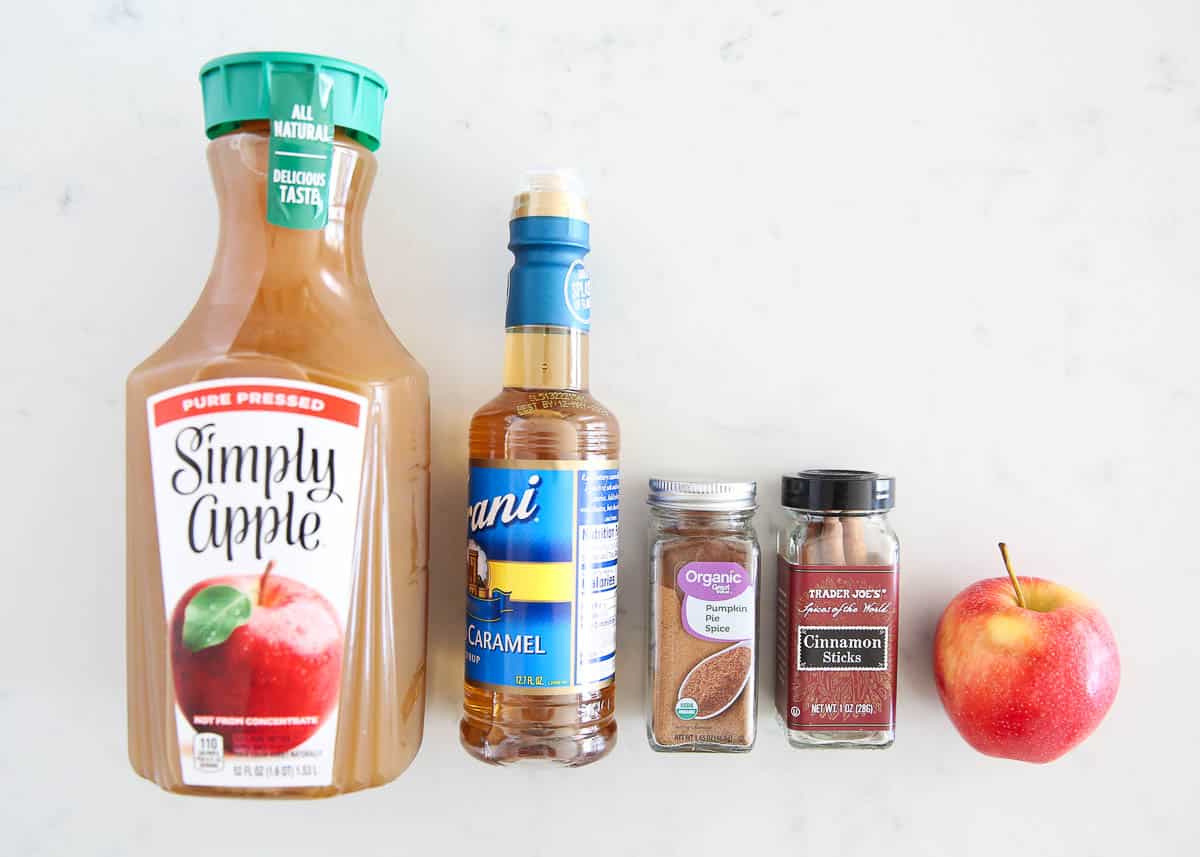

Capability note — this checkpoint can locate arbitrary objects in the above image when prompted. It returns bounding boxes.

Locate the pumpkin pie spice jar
[647,479,760,752]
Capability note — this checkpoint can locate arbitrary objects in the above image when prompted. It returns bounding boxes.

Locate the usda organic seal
[675,697,699,720]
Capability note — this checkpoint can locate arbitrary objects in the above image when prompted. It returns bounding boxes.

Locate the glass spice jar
[775,470,899,749]
[648,479,760,752]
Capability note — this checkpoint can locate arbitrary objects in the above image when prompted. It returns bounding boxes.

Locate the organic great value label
[677,561,754,643]
[672,561,755,724]
[146,378,367,788]
[464,460,619,692]
[267,70,335,230]
[775,559,898,730]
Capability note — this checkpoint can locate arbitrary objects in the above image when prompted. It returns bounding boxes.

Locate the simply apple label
[146,379,367,789]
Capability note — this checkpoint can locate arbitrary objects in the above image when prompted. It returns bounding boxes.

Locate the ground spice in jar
[647,479,759,752]
[679,644,753,717]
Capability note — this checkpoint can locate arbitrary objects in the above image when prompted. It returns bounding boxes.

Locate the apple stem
[998,542,1027,609]
[258,560,275,606]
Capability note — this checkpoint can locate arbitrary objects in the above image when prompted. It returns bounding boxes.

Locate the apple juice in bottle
[126,53,430,796]
[461,171,620,765]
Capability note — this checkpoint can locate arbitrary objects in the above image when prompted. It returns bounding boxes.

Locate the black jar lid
[781,470,895,512]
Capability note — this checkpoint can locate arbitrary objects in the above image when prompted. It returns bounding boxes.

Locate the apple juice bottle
[461,170,620,765]
[776,470,899,749]
[126,52,430,797]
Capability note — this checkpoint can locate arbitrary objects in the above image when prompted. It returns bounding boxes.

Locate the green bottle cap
[199,51,388,151]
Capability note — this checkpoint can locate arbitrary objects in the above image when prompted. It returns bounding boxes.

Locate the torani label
[146,379,367,788]
[465,460,619,692]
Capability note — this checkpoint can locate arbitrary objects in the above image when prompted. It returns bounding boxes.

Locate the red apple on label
[933,544,1119,763]
[169,561,343,756]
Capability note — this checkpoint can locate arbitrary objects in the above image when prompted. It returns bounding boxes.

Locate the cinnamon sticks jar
[647,479,760,752]
[776,470,899,749]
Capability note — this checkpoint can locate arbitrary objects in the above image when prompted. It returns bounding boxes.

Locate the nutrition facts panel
[575,468,620,685]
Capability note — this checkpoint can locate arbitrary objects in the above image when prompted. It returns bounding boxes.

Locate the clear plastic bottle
[126,53,429,796]
[775,470,899,749]
[460,171,620,766]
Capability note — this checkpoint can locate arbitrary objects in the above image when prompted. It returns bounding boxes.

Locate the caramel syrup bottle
[461,171,620,765]
[126,53,429,797]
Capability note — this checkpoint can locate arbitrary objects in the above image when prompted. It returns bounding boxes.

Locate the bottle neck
[204,122,375,300]
[502,211,592,391]
[502,326,590,390]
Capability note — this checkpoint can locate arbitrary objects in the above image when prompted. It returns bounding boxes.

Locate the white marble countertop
[2,1,1196,854]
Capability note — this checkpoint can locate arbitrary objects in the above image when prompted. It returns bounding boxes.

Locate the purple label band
[676,562,750,600]
[677,562,754,642]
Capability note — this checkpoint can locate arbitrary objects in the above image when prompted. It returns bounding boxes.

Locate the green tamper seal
[199,52,388,230]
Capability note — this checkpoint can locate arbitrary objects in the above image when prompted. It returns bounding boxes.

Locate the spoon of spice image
[677,641,754,720]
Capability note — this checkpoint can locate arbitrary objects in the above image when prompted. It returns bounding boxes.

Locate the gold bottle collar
[510,169,589,221]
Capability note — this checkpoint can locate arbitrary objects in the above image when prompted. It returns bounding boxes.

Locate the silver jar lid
[647,478,757,511]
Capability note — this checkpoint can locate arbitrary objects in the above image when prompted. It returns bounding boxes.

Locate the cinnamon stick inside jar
[647,479,760,752]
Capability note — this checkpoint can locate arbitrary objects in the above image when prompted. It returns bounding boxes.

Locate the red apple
[933,544,1119,763]
[170,562,343,756]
